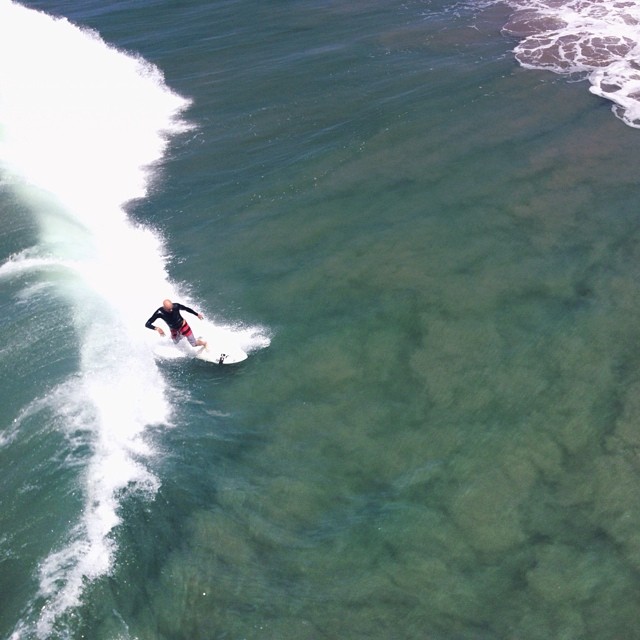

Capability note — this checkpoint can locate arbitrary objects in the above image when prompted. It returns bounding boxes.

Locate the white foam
[0,1,186,637]
[0,248,78,280]
[5,380,161,639]
[501,0,640,126]
[176,316,272,354]
[0,1,190,215]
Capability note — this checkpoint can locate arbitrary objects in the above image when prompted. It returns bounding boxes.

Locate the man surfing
[145,299,208,349]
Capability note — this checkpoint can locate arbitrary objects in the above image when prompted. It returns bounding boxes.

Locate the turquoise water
[3,0,640,638]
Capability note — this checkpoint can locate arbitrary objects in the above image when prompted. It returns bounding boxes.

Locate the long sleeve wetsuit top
[145,303,198,331]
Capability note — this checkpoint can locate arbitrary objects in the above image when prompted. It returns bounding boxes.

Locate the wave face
[501,0,640,127]
[0,1,190,636]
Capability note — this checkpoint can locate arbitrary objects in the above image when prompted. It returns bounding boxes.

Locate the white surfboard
[194,345,248,365]
[151,335,248,365]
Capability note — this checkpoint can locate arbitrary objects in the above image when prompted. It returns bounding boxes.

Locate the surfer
[145,299,208,348]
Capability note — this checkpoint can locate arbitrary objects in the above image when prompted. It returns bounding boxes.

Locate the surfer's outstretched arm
[174,302,204,320]
[145,309,166,336]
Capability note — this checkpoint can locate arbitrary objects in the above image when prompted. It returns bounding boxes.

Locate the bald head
[162,299,173,312]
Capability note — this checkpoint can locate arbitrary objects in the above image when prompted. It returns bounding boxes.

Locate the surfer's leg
[180,322,205,348]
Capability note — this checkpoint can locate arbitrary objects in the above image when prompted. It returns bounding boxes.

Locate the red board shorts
[171,321,196,347]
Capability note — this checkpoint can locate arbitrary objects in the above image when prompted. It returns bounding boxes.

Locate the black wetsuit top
[145,303,198,331]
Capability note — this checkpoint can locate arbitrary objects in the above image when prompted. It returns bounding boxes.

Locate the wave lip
[0,0,191,213]
[501,0,640,126]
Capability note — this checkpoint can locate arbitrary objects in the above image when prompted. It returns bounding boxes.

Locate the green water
[122,19,640,640]
[130,9,640,639]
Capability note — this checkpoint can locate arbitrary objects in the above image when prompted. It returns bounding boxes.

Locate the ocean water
[2,0,640,638]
